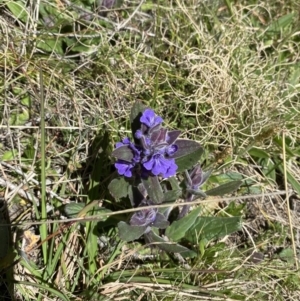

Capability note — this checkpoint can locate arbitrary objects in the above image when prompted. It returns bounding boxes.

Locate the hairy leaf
[152,212,169,229]
[112,145,134,162]
[145,231,197,258]
[163,189,181,202]
[166,206,202,242]
[141,176,164,204]
[118,221,147,242]
[173,140,203,172]
[185,216,242,243]
[108,177,129,199]
[206,180,242,196]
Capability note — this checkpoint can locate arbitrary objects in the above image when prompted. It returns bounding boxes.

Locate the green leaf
[6,1,28,22]
[23,139,35,161]
[64,203,85,217]
[259,158,276,182]
[63,202,111,220]
[209,172,244,184]
[141,176,164,204]
[163,189,181,202]
[108,177,129,199]
[166,206,202,242]
[2,150,18,161]
[224,201,246,217]
[21,95,31,107]
[186,189,207,197]
[118,221,147,242]
[185,216,242,243]
[248,147,270,159]
[174,140,204,172]
[36,38,64,55]
[152,212,169,229]
[278,248,295,264]
[145,230,197,258]
[266,13,296,34]
[15,281,70,301]
[161,177,182,205]
[273,137,295,157]
[206,180,242,196]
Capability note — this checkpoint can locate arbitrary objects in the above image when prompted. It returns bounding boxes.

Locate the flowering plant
[109,102,243,257]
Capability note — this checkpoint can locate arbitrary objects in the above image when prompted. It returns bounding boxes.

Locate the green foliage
[175,140,204,172]
[206,180,242,196]
[145,230,197,258]
[1,150,18,161]
[108,177,130,200]
[5,0,28,22]
[185,216,242,243]
[118,221,147,242]
[165,207,202,242]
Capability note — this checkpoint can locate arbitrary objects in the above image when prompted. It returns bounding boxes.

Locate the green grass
[0,0,300,300]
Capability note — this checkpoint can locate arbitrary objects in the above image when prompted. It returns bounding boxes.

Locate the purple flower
[114,137,141,177]
[143,153,177,177]
[115,160,135,177]
[140,109,163,129]
[130,199,169,229]
[130,204,157,226]
[113,108,180,178]
[162,159,178,178]
[186,164,209,190]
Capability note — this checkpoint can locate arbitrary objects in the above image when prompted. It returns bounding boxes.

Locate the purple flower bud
[135,130,143,139]
[166,144,178,156]
[140,109,163,129]
[130,200,158,226]
[186,164,209,190]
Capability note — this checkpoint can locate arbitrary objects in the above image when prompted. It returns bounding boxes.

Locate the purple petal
[151,158,171,176]
[143,156,155,171]
[140,109,163,128]
[166,144,178,156]
[145,154,171,175]
[116,137,131,148]
[161,159,178,178]
[115,160,134,177]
